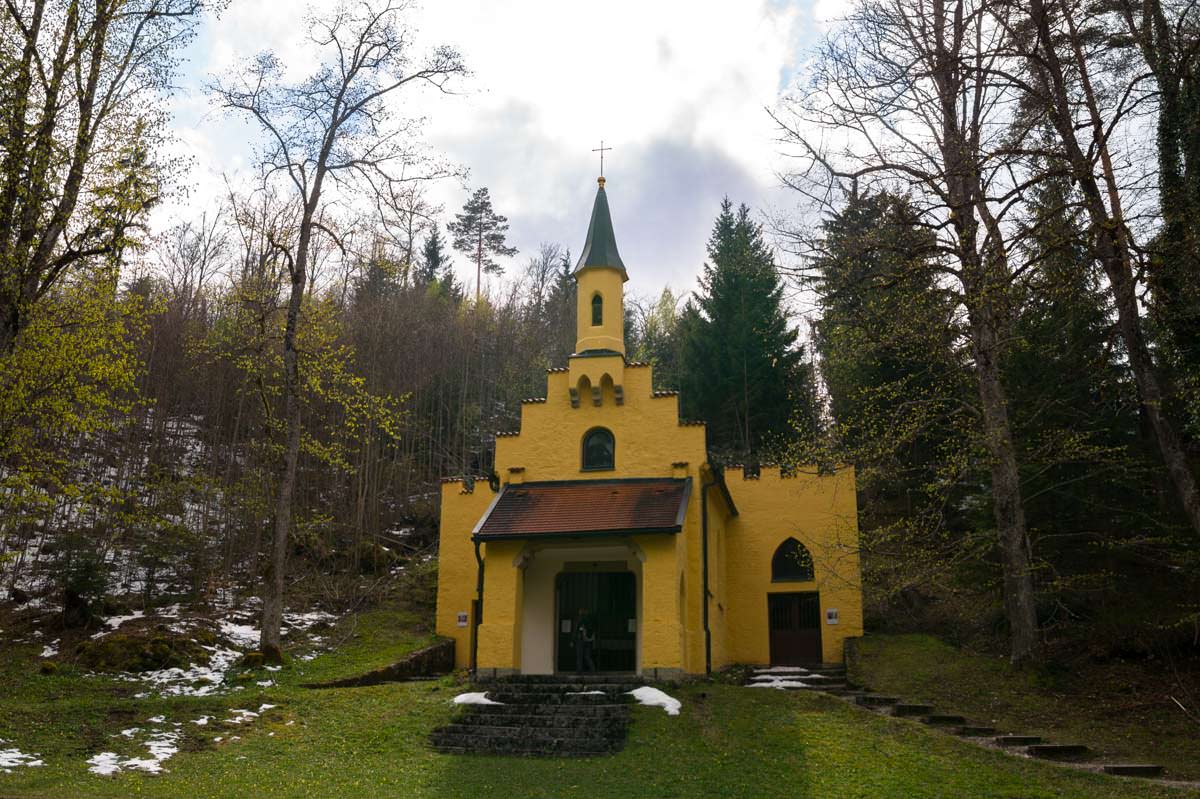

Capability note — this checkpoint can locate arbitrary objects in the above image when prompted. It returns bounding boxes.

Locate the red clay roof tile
[474,478,690,540]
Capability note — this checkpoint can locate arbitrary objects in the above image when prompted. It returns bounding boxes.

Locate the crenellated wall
[721,465,864,665]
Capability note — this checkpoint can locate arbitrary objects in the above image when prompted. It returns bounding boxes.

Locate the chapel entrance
[555,571,636,673]
[768,592,823,665]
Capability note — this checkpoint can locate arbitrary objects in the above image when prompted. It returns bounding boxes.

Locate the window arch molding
[771,537,815,582]
[581,427,615,471]
[591,292,603,326]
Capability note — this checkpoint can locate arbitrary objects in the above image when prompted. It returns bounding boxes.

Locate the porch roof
[472,477,692,542]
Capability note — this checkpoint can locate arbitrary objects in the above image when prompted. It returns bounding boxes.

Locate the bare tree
[774,0,1043,662]
[1001,0,1200,536]
[211,0,466,658]
[0,0,208,354]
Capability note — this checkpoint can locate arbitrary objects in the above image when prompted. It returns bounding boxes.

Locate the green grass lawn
[848,633,1200,783]
[1,613,1196,799]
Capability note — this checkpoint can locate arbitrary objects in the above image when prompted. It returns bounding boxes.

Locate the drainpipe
[701,470,714,676]
[471,539,484,678]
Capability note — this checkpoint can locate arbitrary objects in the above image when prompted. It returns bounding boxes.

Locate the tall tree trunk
[1026,0,1200,536]
[260,212,312,660]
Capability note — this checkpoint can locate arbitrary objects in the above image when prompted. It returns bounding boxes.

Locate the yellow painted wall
[575,266,626,355]
[433,480,497,669]
[722,466,864,665]
[434,356,864,672]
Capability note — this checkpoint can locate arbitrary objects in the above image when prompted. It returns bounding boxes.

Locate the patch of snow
[256,680,274,687]
[452,692,503,706]
[566,690,606,696]
[87,730,179,776]
[40,640,59,658]
[217,620,259,649]
[191,716,211,726]
[0,740,44,772]
[92,611,146,638]
[258,704,276,712]
[224,709,259,724]
[627,686,682,716]
[118,728,141,738]
[147,715,166,724]
[747,679,814,689]
[752,666,812,674]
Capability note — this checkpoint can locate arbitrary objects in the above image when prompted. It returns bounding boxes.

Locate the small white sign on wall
[456,612,469,628]
[627,618,637,633]
[561,619,572,633]
[826,608,840,625]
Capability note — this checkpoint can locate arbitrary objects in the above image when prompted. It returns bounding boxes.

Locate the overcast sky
[164,0,850,302]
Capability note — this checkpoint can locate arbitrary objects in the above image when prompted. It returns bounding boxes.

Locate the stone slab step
[455,713,627,730]
[480,674,640,684]
[856,695,900,707]
[955,725,996,736]
[996,735,1042,746]
[922,714,966,726]
[1026,744,1090,760]
[438,723,619,741]
[1101,764,1164,778]
[464,703,631,717]
[892,703,934,717]
[430,733,621,756]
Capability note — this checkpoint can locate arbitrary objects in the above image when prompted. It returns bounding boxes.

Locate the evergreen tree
[447,187,518,301]
[416,226,450,285]
[678,199,815,458]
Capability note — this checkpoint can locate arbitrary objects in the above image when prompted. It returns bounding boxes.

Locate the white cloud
[163,0,827,297]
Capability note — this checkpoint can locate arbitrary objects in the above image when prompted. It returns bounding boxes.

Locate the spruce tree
[447,187,518,301]
[679,199,815,458]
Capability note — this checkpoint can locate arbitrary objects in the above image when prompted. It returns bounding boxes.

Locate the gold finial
[597,176,606,188]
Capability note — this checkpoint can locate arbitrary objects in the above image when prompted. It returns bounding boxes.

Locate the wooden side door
[768,592,822,665]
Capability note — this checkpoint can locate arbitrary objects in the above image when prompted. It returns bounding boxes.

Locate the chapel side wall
[434,481,497,669]
[724,467,863,665]
[706,499,734,671]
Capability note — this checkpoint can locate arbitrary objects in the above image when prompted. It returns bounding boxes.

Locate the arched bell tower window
[771,537,815,582]
[581,427,615,471]
[591,293,603,326]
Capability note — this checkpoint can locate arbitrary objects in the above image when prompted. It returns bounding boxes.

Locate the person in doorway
[574,608,596,673]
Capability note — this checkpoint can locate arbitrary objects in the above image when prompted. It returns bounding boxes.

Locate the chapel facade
[434,177,863,678]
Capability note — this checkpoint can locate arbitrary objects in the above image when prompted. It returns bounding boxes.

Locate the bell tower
[574,176,628,356]
[567,176,628,408]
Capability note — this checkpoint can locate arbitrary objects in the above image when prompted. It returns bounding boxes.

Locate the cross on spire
[592,140,612,177]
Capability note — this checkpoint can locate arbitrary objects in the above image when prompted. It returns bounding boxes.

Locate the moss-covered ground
[1,613,1196,799]
[849,633,1200,783]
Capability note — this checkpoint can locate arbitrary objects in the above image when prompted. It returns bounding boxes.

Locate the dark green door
[556,571,636,672]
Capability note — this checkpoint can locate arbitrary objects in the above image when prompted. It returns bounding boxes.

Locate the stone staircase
[745,666,1166,781]
[430,674,639,757]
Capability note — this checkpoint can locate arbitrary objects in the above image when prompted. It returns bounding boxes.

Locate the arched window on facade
[591,293,603,326]
[771,537,815,582]
[581,427,615,471]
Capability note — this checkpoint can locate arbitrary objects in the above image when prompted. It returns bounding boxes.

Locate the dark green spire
[575,177,628,279]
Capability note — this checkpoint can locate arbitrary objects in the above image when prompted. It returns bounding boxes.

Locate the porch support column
[635,534,684,677]
[475,539,524,676]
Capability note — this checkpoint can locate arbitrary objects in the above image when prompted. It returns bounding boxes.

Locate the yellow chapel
[435,177,863,678]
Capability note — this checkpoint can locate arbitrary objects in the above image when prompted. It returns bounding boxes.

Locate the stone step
[484,692,634,705]
[481,674,641,685]
[465,703,631,718]
[857,694,900,707]
[955,725,996,737]
[922,714,967,726]
[438,723,620,741]
[1026,744,1090,761]
[892,703,934,717]
[1101,764,1164,778]
[995,735,1043,747]
[474,682,640,693]
[430,731,621,756]
[455,713,628,730]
